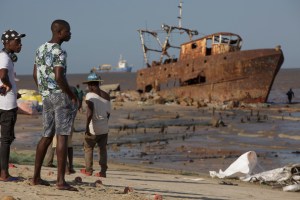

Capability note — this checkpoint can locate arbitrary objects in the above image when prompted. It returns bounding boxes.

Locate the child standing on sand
[80,72,111,177]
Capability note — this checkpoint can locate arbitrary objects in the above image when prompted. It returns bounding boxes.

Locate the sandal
[57,184,78,192]
[80,168,92,176]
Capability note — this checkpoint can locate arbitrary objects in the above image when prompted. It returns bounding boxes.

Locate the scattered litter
[219,180,238,186]
[209,151,257,179]
[209,151,300,192]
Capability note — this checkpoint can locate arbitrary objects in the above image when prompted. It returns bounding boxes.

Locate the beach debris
[292,151,300,154]
[1,196,16,200]
[244,163,300,192]
[211,117,225,127]
[283,184,300,192]
[218,180,238,186]
[154,194,163,200]
[140,152,148,157]
[74,176,82,183]
[90,179,103,187]
[210,151,300,192]
[47,171,54,176]
[209,151,257,179]
[17,89,43,115]
[140,160,153,165]
[240,118,244,123]
[123,186,134,194]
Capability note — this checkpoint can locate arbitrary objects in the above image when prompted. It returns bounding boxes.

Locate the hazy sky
[1,0,299,75]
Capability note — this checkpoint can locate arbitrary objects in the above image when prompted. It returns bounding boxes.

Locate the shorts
[42,92,77,137]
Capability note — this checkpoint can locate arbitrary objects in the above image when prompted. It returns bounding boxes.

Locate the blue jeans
[0,107,18,171]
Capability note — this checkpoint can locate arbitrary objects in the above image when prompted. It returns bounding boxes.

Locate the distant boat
[92,55,133,73]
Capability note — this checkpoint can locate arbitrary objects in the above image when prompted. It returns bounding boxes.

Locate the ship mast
[138,0,198,67]
[178,0,182,28]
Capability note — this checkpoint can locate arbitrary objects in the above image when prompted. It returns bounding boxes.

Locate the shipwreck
[136,1,284,104]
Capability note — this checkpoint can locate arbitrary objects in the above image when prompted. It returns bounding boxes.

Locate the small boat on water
[136,1,284,104]
[92,55,133,73]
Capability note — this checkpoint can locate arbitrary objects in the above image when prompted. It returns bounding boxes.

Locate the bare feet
[0,176,21,182]
[29,178,50,186]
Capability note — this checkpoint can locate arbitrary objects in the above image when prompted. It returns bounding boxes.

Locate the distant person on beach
[75,84,84,111]
[0,29,25,181]
[286,88,295,104]
[31,19,78,191]
[80,72,111,177]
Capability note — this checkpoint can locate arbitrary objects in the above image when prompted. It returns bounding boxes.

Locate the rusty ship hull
[137,1,284,104]
[137,47,284,103]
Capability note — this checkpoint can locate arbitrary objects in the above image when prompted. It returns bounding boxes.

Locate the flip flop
[28,178,50,186]
[0,176,20,182]
[94,172,106,178]
[57,185,78,192]
[80,168,92,176]
[8,163,17,168]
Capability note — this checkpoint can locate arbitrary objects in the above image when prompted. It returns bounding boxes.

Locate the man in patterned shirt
[31,19,78,191]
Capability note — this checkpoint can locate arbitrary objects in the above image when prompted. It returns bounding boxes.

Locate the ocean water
[16,72,137,92]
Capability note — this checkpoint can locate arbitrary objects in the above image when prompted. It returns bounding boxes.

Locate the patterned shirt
[34,42,67,98]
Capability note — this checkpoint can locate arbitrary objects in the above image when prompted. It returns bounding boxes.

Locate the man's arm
[33,64,38,87]
[54,66,78,104]
[85,100,94,135]
[0,68,12,94]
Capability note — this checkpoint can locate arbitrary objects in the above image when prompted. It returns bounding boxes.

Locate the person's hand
[0,86,6,95]
[71,95,78,106]
[85,131,92,136]
[0,84,11,95]
[78,101,82,111]
[17,92,22,99]
[85,127,91,136]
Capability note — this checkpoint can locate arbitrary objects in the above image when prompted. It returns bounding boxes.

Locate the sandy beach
[1,68,300,199]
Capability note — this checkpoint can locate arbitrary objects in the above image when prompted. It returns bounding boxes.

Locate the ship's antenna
[178,0,183,28]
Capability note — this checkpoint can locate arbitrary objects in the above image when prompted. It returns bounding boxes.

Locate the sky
[1,0,299,75]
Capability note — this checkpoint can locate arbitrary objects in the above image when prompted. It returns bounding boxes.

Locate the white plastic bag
[209,151,257,179]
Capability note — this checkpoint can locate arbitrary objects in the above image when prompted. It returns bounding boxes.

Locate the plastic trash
[209,151,257,179]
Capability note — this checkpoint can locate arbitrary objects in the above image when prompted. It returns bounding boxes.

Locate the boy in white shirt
[80,72,111,177]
